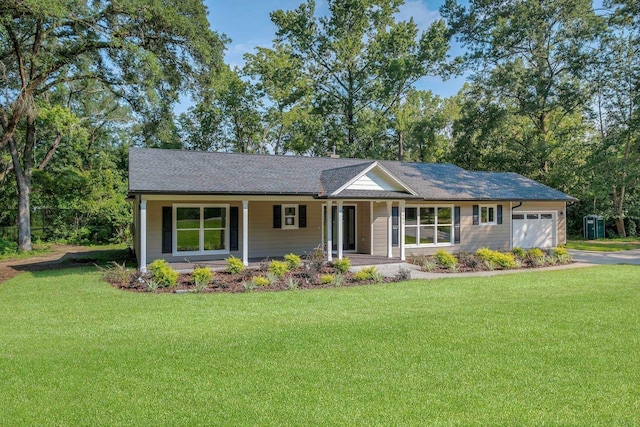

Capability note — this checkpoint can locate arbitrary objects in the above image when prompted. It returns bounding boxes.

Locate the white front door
[513,212,555,248]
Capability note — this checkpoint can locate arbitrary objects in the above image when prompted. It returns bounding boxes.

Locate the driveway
[568,249,640,265]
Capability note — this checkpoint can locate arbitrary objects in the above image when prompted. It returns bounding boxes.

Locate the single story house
[128,147,576,272]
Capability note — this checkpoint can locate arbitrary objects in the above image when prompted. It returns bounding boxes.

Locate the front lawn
[1,266,639,425]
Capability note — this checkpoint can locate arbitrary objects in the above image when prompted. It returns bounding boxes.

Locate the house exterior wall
[371,201,512,257]
[371,202,389,256]
[134,196,568,267]
[142,199,327,263]
[355,201,371,254]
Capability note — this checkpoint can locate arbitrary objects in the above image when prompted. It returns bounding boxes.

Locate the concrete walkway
[351,249,640,280]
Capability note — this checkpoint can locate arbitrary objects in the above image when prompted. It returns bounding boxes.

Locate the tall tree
[441,0,601,185]
[583,3,640,236]
[268,0,450,158]
[0,0,225,251]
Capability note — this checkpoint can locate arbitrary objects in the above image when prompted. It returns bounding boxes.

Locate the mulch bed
[111,264,400,293]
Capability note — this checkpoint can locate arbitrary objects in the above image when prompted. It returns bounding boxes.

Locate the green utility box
[583,215,605,239]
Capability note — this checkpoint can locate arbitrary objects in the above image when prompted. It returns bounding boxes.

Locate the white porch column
[387,201,393,258]
[337,201,344,260]
[139,198,147,272]
[400,200,406,261]
[326,201,333,262]
[242,200,249,266]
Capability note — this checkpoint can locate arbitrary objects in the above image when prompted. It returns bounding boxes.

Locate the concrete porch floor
[166,253,402,273]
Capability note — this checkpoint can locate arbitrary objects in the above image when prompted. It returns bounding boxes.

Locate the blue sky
[187,0,466,111]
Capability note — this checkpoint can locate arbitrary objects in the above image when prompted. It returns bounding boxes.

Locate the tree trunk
[612,184,626,238]
[8,137,33,252]
[397,131,403,161]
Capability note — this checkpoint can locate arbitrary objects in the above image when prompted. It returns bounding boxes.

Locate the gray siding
[355,201,371,254]
[143,199,324,263]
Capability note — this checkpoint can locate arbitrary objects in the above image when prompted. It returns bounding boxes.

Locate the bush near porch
[103,254,393,293]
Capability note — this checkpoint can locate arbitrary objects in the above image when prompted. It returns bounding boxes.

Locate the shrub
[266,272,279,284]
[435,249,457,270]
[484,260,496,271]
[408,254,437,272]
[552,246,572,263]
[526,248,544,259]
[512,247,526,258]
[146,279,159,293]
[192,267,213,293]
[395,267,412,281]
[252,276,270,287]
[457,252,479,269]
[284,253,302,270]
[305,245,325,271]
[353,266,379,282]
[332,257,351,273]
[285,276,299,290]
[268,260,289,277]
[333,273,345,287]
[226,256,245,274]
[100,261,132,285]
[475,248,516,269]
[148,259,179,288]
[242,280,255,292]
[320,274,334,285]
[526,248,545,267]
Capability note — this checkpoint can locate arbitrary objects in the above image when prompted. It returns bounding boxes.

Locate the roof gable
[330,162,417,196]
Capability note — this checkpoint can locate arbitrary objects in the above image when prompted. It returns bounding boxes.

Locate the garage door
[512,212,555,248]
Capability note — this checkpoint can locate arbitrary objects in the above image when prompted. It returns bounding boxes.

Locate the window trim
[404,204,454,248]
[172,203,230,256]
[281,204,299,230]
[479,204,497,225]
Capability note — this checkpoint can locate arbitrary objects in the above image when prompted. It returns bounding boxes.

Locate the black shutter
[230,206,239,251]
[472,205,479,225]
[392,206,399,246]
[299,205,307,228]
[454,206,461,243]
[162,206,172,253]
[497,204,503,225]
[273,205,282,228]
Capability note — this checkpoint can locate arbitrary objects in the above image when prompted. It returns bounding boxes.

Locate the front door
[324,205,356,251]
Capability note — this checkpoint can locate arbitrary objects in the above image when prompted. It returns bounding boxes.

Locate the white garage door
[512,212,555,248]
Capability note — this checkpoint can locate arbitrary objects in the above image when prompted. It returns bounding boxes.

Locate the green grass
[566,238,640,251]
[1,266,639,426]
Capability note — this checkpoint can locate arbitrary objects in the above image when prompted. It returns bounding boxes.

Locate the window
[480,204,496,225]
[404,206,453,247]
[282,204,298,229]
[174,204,229,255]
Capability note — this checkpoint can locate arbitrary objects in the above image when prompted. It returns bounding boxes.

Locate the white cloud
[396,0,441,31]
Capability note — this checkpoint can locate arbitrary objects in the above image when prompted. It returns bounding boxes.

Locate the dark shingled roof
[129,148,576,201]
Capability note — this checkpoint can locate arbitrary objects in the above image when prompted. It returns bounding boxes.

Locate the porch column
[139,198,147,273]
[242,200,249,266]
[337,201,344,260]
[387,201,393,258]
[326,201,333,262]
[400,200,406,261]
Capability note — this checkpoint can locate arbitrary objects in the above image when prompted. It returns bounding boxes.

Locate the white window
[173,204,229,255]
[404,206,453,247]
[480,204,496,225]
[282,204,298,229]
